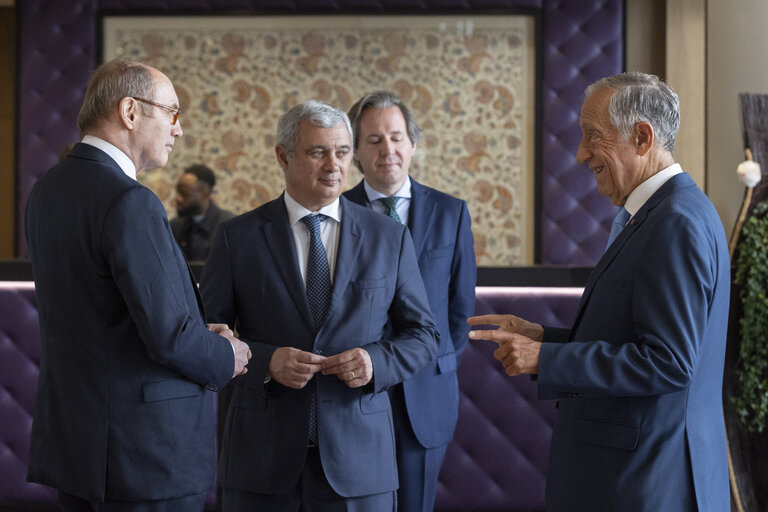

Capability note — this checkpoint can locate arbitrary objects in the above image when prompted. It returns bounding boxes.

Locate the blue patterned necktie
[301,214,331,329]
[378,196,402,224]
[606,207,631,250]
[300,214,331,445]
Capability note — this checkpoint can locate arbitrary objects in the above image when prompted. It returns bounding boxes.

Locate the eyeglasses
[132,97,181,125]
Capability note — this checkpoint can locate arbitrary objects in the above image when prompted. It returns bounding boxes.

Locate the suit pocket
[360,390,389,415]
[574,416,639,451]
[425,244,453,260]
[142,379,203,402]
[352,278,385,290]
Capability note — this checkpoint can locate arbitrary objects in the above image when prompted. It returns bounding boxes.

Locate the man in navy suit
[469,72,731,511]
[199,100,438,511]
[343,91,476,512]
[25,59,251,511]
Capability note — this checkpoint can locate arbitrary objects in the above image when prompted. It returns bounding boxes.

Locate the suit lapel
[345,181,369,207]
[570,173,696,336]
[262,196,315,333]
[407,179,434,259]
[322,197,362,331]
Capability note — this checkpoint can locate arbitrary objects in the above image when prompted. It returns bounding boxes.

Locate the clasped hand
[268,347,373,390]
[467,314,543,376]
[208,323,251,378]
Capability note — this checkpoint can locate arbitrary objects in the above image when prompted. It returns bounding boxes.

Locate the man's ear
[275,144,289,169]
[635,121,654,156]
[119,97,137,130]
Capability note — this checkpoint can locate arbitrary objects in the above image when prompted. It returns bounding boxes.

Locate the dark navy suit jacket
[538,172,730,511]
[199,194,438,497]
[344,178,476,448]
[25,143,234,501]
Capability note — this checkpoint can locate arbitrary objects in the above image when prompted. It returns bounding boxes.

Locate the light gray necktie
[606,207,630,249]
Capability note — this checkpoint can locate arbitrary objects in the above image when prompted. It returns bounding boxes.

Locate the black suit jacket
[25,143,234,501]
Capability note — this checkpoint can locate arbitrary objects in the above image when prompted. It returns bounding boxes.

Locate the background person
[170,163,234,261]
[343,90,476,512]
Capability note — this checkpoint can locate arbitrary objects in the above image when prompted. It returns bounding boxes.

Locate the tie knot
[301,214,327,234]
[378,197,402,223]
[378,196,399,210]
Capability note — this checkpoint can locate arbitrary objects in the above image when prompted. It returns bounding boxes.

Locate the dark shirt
[170,201,234,261]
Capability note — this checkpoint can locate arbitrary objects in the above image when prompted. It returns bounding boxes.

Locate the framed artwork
[102,13,538,266]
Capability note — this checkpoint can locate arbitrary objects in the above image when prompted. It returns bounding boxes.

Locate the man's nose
[324,153,342,171]
[172,119,183,138]
[576,139,589,164]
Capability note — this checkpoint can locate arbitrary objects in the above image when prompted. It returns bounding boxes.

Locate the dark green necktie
[378,196,402,224]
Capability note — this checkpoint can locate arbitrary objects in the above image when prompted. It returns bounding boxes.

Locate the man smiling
[469,72,731,512]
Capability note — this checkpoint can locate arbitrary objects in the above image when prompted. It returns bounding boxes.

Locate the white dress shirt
[624,163,683,217]
[81,135,137,181]
[363,178,412,226]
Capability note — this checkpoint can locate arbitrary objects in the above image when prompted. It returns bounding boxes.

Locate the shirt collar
[363,177,412,202]
[283,191,341,226]
[81,135,137,181]
[624,163,683,216]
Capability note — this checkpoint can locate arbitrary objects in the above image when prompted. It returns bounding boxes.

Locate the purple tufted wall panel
[16,0,622,263]
[541,0,623,264]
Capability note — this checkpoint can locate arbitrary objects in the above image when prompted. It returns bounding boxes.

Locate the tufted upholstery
[15,0,622,263]
[0,283,56,502]
[0,282,582,510]
[436,286,581,510]
[541,0,623,264]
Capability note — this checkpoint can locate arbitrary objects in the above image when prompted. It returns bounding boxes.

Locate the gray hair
[585,72,680,153]
[77,58,156,136]
[347,90,423,150]
[276,100,353,155]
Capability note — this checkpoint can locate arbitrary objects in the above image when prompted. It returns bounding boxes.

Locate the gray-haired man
[200,100,439,511]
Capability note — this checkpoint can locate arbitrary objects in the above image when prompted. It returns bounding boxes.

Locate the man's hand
[467,314,545,342]
[321,348,373,388]
[209,323,251,377]
[268,347,325,389]
[467,315,543,376]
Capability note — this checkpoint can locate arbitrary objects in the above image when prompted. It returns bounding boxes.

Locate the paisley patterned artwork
[103,15,535,265]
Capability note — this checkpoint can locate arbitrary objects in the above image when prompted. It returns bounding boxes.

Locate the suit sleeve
[102,186,233,389]
[537,211,718,399]
[448,201,477,364]
[364,228,440,392]
[200,224,275,388]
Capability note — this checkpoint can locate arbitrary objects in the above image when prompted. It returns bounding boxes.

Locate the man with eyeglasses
[25,58,251,512]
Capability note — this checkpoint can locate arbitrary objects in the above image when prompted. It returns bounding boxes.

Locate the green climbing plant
[733,200,768,433]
